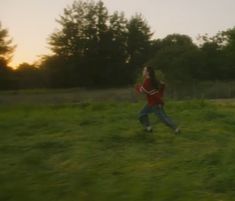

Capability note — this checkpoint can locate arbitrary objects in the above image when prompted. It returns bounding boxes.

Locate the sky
[1,0,235,68]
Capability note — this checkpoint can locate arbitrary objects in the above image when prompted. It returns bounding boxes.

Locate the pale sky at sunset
[1,0,235,68]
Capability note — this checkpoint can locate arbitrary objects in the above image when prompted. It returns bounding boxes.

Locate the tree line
[1,0,235,90]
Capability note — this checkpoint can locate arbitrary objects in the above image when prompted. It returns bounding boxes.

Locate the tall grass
[0,100,235,201]
[167,80,235,99]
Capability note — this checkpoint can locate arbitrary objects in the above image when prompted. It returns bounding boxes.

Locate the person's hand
[135,84,141,94]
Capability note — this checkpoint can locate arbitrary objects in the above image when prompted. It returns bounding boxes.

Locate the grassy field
[1,93,235,200]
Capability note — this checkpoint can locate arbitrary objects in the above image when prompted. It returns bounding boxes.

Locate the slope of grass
[0,100,235,201]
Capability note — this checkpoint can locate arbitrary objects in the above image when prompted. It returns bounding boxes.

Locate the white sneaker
[145,126,153,132]
[174,127,180,134]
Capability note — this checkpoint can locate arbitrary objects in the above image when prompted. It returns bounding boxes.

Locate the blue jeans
[139,104,177,130]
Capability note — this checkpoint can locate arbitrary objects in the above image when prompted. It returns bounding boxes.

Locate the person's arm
[135,79,149,94]
[135,84,142,94]
[136,79,158,95]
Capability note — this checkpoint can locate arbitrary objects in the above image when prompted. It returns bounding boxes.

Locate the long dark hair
[146,66,160,90]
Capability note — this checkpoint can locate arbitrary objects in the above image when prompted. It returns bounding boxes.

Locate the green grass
[1,100,235,201]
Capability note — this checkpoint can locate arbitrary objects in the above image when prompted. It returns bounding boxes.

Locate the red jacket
[136,79,165,107]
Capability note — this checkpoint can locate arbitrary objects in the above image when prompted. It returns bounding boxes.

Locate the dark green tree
[15,63,44,89]
[149,34,201,82]
[199,40,222,80]
[0,22,15,64]
[47,0,112,87]
[39,55,74,88]
[127,14,153,81]
[45,0,153,87]
[220,27,235,79]
[197,31,233,80]
[0,22,16,90]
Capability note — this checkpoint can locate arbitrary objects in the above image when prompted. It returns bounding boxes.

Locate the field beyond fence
[1,80,235,105]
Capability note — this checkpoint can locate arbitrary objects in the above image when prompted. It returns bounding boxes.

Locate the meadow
[0,89,235,201]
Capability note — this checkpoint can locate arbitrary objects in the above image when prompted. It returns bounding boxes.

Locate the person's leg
[139,104,152,131]
[153,104,178,131]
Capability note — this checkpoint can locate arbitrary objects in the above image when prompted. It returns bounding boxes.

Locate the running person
[136,66,180,134]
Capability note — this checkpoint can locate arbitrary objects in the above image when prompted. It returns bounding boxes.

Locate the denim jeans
[139,104,177,130]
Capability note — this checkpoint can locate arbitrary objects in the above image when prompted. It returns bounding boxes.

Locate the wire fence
[165,80,235,100]
[1,81,235,105]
